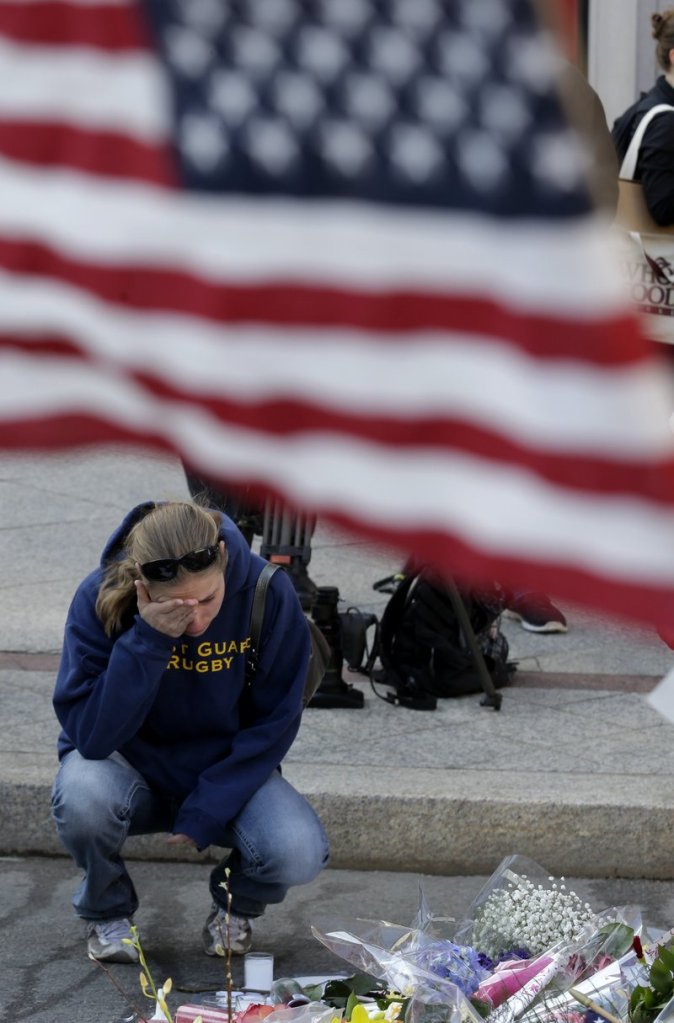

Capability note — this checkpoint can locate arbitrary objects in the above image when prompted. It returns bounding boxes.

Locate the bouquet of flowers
[454,856,597,960]
[97,854,666,1023]
[311,856,641,1023]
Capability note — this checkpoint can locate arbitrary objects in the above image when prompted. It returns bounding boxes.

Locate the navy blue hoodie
[53,502,311,851]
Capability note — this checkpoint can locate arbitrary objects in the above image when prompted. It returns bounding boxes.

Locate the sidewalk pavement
[7,857,674,1023]
[2,447,674,884]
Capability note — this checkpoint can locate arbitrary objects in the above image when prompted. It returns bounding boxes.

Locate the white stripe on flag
[0,40,169,141]
[1,272,672,456]
[3,352,674,583]
[0,158,631,315]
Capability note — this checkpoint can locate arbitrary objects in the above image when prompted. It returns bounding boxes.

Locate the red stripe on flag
[2,336,673,502]
[0,237,645,366]
[1,411,674,629]
[0,411,176,456]
[322,512,674,631]
[0,122,175,186]
[128,368,674,503]
[0,1,150,51]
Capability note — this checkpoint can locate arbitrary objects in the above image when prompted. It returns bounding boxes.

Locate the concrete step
[2,666,672,879]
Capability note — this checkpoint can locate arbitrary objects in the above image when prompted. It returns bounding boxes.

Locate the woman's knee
[52,752,132,842]
[240,813,330,886]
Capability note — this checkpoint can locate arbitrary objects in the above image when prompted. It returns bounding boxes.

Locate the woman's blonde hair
[652,8,674,69]
[96,502,225,636]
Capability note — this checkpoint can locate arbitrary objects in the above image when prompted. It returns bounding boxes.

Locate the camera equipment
[260,499,317,612]
[308,587,365,709]
[340,606,378,671]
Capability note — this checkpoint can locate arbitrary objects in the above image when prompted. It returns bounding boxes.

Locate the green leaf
[631,1005,655,1023]
[345,991,360,1021]
[321,974,384,1009]
[658,946,674,972]
[302,984,325,1002]
[643,988,657,1008]
[596,922,635,959]
[631,985,647,1008]
[649,960,673,997]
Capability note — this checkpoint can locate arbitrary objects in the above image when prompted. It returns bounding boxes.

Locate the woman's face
[146,565,225,638]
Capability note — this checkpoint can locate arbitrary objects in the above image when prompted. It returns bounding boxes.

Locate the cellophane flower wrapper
[262,1004,337,1023]
[311,872,644,1023]
[310,917,484,1023]
[453,856,598,962]
[613,926,674,1023]
[514,908,647,1023]
[484,906,642,1022]
[411,886,458,944]
[404,988,482,1023]
[653,994,674,1023]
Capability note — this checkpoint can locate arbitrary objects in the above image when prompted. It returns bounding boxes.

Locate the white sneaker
[203,905,253,956]
[86,917,139,963]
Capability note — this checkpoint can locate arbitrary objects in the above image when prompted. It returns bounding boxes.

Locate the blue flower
[413,940,491,997]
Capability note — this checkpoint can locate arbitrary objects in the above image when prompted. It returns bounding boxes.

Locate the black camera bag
[377,568,514,701]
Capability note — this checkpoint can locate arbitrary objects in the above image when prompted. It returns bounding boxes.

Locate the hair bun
[650,9,674,37]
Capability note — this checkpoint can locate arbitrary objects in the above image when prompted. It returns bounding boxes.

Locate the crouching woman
[51,500,329,962]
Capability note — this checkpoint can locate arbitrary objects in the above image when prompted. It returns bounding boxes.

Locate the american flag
[2,0,674,628]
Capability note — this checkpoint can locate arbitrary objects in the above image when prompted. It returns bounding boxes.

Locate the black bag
[376,568,514,704]
[245,562,330,707]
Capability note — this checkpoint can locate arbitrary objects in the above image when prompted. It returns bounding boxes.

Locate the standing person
[612,8,674,226]
[51,500,329,963]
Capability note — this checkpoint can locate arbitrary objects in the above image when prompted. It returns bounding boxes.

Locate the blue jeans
[51,750,330,922]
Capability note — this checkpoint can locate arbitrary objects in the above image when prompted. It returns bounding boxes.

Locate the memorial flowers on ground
[98,855,674,1023]
[469,873,596,959]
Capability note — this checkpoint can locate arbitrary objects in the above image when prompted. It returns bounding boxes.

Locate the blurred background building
[572,0,670,124]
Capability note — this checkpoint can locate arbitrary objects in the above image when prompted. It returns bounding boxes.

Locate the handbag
[614,104,674,343]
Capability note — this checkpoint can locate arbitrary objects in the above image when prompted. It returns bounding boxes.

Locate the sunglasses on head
[140,544,220,582]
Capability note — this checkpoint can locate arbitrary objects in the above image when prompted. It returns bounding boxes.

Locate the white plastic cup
[244,951,274,993]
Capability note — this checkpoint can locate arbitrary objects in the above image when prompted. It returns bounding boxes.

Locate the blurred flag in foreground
[1,0,674,628]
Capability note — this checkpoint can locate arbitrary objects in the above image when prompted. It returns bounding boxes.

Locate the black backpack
[375,568,514,707]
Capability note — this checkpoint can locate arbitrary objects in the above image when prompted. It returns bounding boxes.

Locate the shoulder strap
[245,562,280,688]
[620,104,674,179]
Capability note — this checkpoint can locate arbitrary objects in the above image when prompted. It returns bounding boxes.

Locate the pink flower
[475,955,554,1008]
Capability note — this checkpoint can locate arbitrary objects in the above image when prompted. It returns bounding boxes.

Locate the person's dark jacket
[53,502,311,851]
[612,76,674,226]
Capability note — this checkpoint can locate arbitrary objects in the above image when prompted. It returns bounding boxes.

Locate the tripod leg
[446,579,502,710]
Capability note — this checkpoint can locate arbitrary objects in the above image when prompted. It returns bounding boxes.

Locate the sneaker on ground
[203,905,253,956]
[504,593,568,633]
[86,917,138,963]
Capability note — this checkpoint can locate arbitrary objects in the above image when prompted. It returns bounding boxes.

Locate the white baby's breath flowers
[472,874,596,959]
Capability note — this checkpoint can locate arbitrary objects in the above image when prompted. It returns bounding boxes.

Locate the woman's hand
[135,579,198,637]
[166,833,197,847]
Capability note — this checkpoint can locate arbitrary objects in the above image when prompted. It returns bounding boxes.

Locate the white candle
[244,952,274,993]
